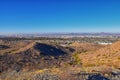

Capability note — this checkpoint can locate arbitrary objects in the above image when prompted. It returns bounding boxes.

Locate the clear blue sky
[0,0,120,33]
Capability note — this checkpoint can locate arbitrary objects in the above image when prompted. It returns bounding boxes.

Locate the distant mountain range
[1,32,120,38]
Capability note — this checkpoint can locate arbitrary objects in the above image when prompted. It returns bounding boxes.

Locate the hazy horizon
[1,32,120,36]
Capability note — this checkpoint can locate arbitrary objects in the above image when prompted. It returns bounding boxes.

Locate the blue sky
[0,0,120,33]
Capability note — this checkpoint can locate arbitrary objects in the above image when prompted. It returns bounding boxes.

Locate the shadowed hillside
[34,43,69,56]
[0,42,74,73]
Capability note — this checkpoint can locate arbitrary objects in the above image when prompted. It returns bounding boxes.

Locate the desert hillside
[70,42,104,53]
[0,41,74,73]
[0,40,120,80]
[79,40,120,69]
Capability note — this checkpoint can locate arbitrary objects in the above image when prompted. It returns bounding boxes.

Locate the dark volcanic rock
[88,74,110,80]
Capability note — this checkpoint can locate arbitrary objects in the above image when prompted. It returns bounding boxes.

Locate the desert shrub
[83,63,96,67]
[69,52,82,66]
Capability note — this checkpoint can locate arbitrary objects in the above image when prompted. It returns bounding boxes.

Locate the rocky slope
[0,42,74,73]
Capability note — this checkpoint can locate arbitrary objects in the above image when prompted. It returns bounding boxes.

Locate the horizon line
[1,32,120,35]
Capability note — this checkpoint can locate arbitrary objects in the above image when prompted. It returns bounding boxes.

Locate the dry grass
[79,41,120,69]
